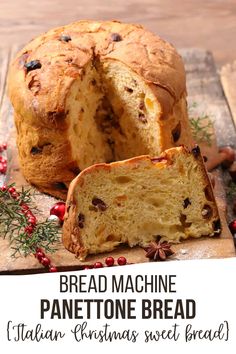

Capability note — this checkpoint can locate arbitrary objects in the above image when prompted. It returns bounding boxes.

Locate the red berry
[28,216,37,225]
[49,266,58,272]
[50,202,66,222]
[36,247,43,253]
[41,257,51,267]
[8,186,16,194]
[117,256,127,266]
[105,256,115,267]
[11,191,19,199]
[0,156,6,163]
[1,185,7,191]
[25,210,33,217]
[83,266,91,270]
[93,262,103,268]
[35,251,45,261]
[25,225,34,235]
[2,143,7,150]
[0,145,3,152]
[229,220,236,234]
[0,163,7,173]
[20,203,29,212]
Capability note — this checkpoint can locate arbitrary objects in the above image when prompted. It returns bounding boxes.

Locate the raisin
[59,34,71,42]
[172,122,181,143]
[92,197,107,211]
[192,145,201,157]
[107,138,115,146]
[78,213,85,222]
[139,101,145,110]
[47,111,67,123]
[24,60,41,73]
[111,33,122,42]
[111,121,120,129]
[213,219,221,233]
[30,146,42,155]
[70,167,81,175]
[65,58,73,63]
[203,156,208,162]
[91,79,97,86]
[54,182,67,190]
[138,112,147,123]
[183,198,191,209]
[78,213,85,228]
[124,87,133,93]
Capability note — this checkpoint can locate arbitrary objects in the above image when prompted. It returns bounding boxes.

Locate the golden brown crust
[7,20,188,199]
[8,21,185,116]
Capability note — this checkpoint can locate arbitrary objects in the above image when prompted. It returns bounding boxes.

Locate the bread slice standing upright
[63,146,221,260]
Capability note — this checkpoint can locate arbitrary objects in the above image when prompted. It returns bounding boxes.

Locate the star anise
[143,241,174,261]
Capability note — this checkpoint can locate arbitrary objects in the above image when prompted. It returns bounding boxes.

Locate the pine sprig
[0,184,61,257]
[190,115,213,146]
[10,221,60,257]
[226,180,236,199]
[188,102,214,146]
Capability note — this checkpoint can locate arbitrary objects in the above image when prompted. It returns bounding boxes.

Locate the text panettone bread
[7,20,193,199]
[63,146,221,260]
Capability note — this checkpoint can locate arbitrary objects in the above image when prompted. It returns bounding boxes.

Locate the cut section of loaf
[7,20,193,199]
[63,146,221,260]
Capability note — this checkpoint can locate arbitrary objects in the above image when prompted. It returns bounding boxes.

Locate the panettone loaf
[7,20,193,199]
[63,146,221,260]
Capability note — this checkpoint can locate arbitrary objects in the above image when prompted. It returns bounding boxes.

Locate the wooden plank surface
[0,45,22,141]
[0,47,235,274]
[221,61,236,127]
[0,47,10,112]
[180,48,236,148]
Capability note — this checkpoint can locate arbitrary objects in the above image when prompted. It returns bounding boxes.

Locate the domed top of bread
[8,20,186,126]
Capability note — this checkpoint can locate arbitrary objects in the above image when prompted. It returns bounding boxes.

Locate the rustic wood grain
[221,61,236,126]
[0,45,22,141]
[0,0,236,67]
[180,48,236,149]
[0,47,10,109]
[0,45,23,189]
[0,47,235,274]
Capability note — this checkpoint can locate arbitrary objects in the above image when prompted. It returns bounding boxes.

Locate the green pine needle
[189,102,214,146]
[226,180,236,199]
[0,184,61,258]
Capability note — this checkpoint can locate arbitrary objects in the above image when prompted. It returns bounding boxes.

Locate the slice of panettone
[63,145,221,260]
